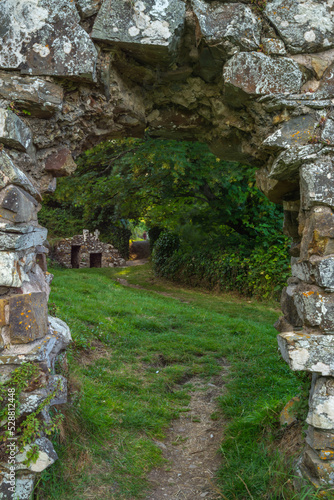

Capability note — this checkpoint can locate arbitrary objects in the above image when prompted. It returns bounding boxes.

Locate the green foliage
[40,138,288,296]
[0,363,64,466]
[152,235,290,299]
[151,231,180,270]
[148,226,163,250]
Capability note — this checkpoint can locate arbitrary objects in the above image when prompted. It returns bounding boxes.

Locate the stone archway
[1,0,334,496]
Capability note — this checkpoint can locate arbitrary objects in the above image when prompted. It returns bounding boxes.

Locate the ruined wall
[54,230,126,268]
[1,0,334,496]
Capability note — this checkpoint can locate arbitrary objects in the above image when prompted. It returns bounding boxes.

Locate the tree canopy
[40,138,285,252]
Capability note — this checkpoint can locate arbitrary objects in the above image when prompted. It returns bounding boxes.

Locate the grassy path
[35,265,316,499]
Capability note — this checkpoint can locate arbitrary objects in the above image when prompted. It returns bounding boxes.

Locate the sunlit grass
[35,265,319,499]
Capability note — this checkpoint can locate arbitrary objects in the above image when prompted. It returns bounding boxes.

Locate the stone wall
[53,230,126,268]
[1,0,334,495]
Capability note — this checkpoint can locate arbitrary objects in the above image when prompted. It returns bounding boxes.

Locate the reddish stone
[8,292,48,344]
[44,148,76,178]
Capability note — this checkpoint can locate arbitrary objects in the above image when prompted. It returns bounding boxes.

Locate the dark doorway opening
[71,245,81,268]
[90,253,102,268]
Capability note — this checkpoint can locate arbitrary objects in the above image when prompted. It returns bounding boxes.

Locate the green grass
[35,265,319,499]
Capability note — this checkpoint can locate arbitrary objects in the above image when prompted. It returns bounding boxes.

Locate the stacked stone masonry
[1,0,334,495]
[54,230,126,269]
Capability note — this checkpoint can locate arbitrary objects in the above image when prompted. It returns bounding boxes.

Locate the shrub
[152,231,180,273]
[152,238,290,300]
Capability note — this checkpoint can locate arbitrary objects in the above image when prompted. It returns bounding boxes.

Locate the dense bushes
[152,231,290,300]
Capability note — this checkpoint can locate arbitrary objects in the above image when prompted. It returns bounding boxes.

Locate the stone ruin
[53,229,126,268]
[1,0,334,496]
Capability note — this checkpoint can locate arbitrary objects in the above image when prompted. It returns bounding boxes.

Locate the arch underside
[1,0,334,495]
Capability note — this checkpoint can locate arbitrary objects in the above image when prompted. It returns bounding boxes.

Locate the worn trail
[147,371,228,500]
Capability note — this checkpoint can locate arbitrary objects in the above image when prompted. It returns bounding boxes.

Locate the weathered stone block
[321,118,334,145]
[301,159,334,209]
[268,145,324,183]
[0,225,47,251]
[0,186,39,223]
[0,472,35,500]
[306,426,334,451]
[281,285,303,327]
[294,285,334,332]
[48,316,72,348]
[278,331,334,375]
[263,115,316,150]
[19,375,67,414]
[255,167,298,204]
[307,377,334,430]
[0,151,40,201]
[10,438,58,473]
[0,334,57,367]
[76,0,102,19]
[92,0,186,65]
[22,264,51,300]
[262,38,286,56]
[0,110,33,153]
[8,292,48,344]
[192,1,261,53]
[265,0,334,55]
[318,62,334,97]
[300,207,334,259]
[44,148,77,178]
[0,298,8,328]
[0,251,29,287]
[292,256,334,291]
[0,0,97,80]
[0,72,63,118]
[301,446,334,485]
[223,52,303,101]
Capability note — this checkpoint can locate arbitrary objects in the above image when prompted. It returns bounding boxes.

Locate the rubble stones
[265,0,334,55]
[0,110,33,154]
[92,0,186,65]
[0,72,63,118]
[0,152,40,201]
[192,1,261,54]
[54,230,126,268]
[0,0,98,80]
[223,52,304,101]
[278,331,334,375]
[8,292,48,344]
